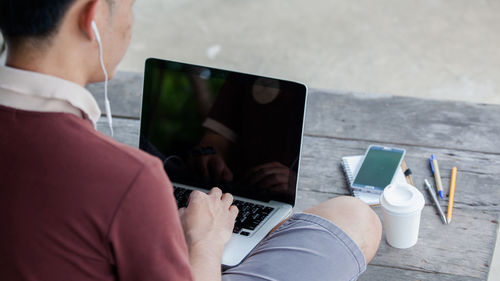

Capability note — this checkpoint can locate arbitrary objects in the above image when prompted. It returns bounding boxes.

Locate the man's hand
[179,187,238,257]
[179,188,238,281]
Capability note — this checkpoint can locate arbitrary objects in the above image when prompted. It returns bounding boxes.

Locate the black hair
[0,0,78,42]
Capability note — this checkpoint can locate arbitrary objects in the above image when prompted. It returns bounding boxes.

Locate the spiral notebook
[341,155,408,206]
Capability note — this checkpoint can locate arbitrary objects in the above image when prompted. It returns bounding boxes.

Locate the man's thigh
[222,213,366,281]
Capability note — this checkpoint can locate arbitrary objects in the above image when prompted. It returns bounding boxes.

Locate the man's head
[0,0,80,43]
[0,0,135,84]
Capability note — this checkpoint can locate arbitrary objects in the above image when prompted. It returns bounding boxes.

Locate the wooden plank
[359,265,482,281]
[373,207,497,279]
[296,189,498,280]
[299,136,500,211]
[102,117,500,212]
[305,89,500,155]
[89,72,500,156]
[102,117,499,280]
[298,140,498,278]
[92,72,500,211]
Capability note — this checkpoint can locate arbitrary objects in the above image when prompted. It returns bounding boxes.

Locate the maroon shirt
[0,105,194,281]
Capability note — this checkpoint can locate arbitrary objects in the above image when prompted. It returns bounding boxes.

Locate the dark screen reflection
[140,60,305,205]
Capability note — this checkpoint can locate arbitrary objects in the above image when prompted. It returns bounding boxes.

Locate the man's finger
[221,192,234,207]
[208,187,223,198]
[229,205,239,219]
[187,190,204,205]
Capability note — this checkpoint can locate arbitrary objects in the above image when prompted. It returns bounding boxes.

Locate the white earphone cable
[93,22,113,136]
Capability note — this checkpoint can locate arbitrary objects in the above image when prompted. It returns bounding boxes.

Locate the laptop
[139,58,307,266]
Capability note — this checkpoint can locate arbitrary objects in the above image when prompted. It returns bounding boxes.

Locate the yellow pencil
[447,167,457,224]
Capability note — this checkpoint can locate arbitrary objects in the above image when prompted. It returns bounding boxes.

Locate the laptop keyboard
[174,186,192,208]
[173,186,275,234]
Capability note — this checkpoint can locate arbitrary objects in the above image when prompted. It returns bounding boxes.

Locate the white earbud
[91,21,113,136]
[91,21,101,44]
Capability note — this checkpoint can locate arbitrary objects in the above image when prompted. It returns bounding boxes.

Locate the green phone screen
[353,147,404,190]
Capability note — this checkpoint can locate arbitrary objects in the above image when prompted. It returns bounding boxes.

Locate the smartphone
[351,145,406,193]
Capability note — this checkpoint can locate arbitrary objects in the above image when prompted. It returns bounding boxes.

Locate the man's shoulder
[65,116,161,175]
[1,109,165,193]
[50,115,169,212]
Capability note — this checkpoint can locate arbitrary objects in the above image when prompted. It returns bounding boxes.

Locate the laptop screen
[140,58,307,205]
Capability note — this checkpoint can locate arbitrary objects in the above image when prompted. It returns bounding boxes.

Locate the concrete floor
[119,0,500,105]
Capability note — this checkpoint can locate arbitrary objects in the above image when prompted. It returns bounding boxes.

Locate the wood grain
[305,90,500,155]
[296,189,497,279]
[359,265,483,281]
[94,71,500,280]
[100,116,499,280]
[88,72,500,156]
[299,136,500,211]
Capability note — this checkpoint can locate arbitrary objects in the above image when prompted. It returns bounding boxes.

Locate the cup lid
[380,183,425,214]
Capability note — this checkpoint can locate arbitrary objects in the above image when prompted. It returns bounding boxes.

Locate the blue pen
[429,154,444,199]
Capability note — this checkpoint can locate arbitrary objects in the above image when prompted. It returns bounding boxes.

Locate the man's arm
[179,188,238,281]
[107,159,193,281]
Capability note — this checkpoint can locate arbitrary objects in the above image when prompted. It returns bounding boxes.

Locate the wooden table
[88,72,500,281]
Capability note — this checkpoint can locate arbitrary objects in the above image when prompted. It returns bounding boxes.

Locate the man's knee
[304,196,382,263]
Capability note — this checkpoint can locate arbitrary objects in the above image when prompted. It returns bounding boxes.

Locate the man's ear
[79,0,100,41]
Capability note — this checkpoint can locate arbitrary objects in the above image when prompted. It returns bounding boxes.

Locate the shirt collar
[0,65,101,127]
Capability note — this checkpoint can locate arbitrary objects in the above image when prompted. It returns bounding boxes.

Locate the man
[0,1,382,280]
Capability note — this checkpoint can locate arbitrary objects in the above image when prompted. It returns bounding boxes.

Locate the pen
[429,154,444,199]
[400,160,414,186]
[447,167,457,224]
[424,179,447,224]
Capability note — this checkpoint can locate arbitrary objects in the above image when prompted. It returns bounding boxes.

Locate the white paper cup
[380,183,425,249]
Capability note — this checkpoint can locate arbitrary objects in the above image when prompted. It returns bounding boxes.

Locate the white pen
[424,179,447,224]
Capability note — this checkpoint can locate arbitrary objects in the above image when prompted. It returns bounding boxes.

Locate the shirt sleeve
[107,158,194,281]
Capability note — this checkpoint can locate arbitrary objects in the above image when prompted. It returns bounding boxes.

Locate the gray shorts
[222,213,366,281]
